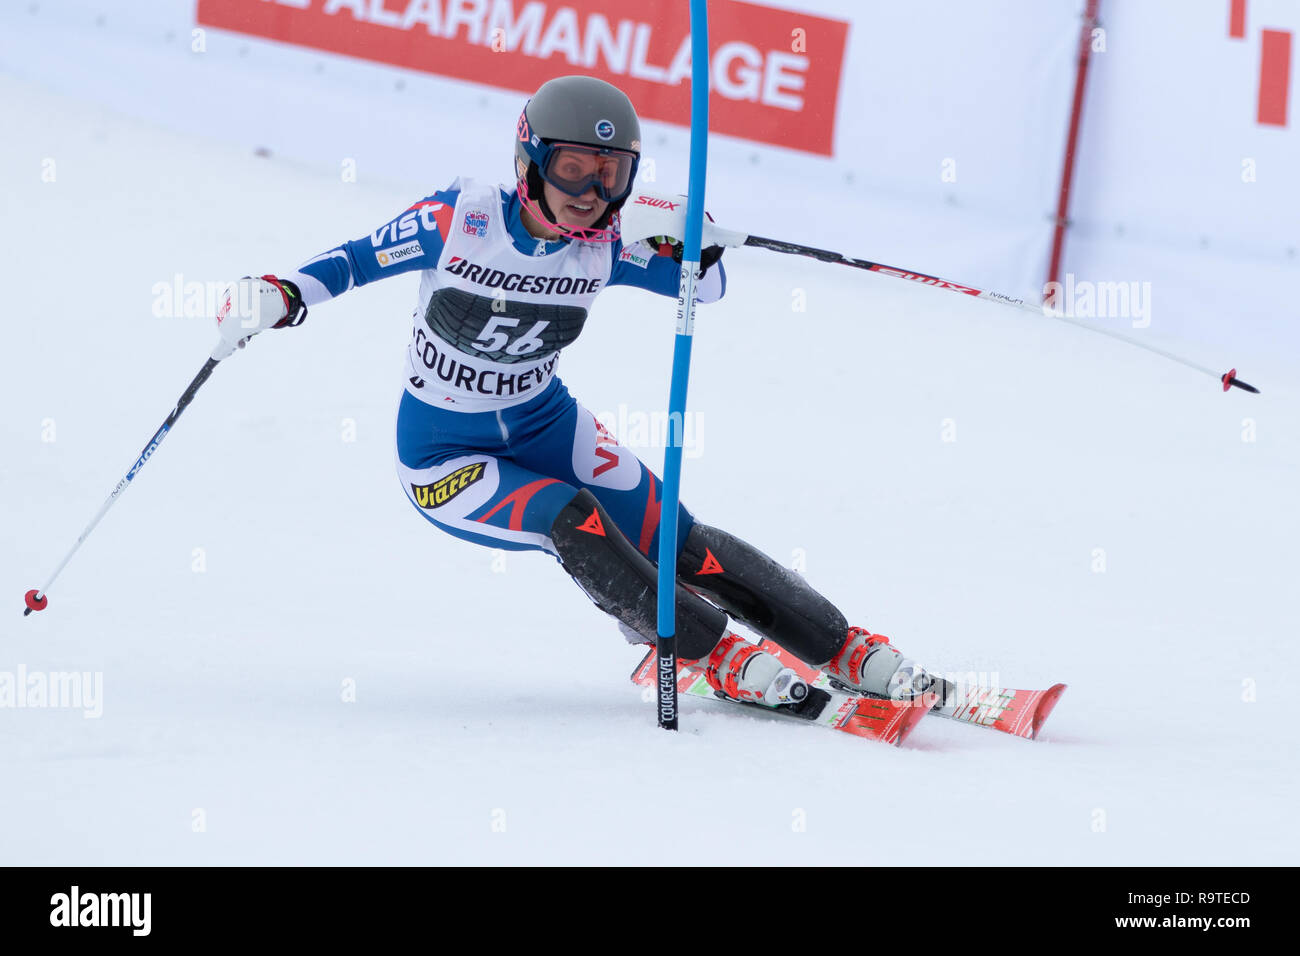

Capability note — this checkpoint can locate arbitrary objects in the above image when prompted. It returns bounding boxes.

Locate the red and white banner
[195,0,850,155]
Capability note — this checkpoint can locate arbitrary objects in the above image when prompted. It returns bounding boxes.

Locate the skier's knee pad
[677,523,848,666]
[550,489,726,660]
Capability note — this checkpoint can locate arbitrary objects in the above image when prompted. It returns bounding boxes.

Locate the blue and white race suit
[287,177,725,556]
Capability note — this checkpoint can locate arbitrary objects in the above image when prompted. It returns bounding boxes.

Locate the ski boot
[695,632,809,707]
[824,627,941,701]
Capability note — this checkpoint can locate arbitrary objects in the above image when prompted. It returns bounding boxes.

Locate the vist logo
[376,240,424,267]
[412,462,487,508]
[463,210,490,237]
[371,201,451,247]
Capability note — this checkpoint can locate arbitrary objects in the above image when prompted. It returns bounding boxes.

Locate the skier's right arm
[284,188,459,306]
[213,188,459,353]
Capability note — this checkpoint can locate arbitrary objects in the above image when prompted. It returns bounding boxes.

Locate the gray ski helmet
[516,76,641,219]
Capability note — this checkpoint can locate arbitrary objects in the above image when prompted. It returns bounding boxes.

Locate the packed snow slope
[2,74,1297,865]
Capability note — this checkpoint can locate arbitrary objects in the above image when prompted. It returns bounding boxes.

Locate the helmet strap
[527,165,560,226]
[518,163,622,243]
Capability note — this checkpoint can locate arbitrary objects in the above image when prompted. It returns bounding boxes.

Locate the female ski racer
[215,75,934,708]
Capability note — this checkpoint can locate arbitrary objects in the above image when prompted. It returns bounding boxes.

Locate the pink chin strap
[517,176,621,243]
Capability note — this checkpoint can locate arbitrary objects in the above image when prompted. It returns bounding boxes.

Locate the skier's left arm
[608,236,726,303]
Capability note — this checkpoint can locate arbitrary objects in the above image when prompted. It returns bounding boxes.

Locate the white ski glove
[212,275,307,360]
[617,190,749,254]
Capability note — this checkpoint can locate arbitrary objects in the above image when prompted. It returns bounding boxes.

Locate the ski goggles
[539,143,637,203]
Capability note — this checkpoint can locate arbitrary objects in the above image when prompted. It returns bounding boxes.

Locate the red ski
[631,646,933,747]
[754,638,1067,741]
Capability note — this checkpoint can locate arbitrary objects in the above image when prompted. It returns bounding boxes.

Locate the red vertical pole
[1046,0,1101,297]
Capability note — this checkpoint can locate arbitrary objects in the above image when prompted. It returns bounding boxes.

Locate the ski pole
[741,234,1260,394]
[23,345,230,616]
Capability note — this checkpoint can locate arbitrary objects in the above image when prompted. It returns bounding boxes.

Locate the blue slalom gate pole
[655,0,710,730]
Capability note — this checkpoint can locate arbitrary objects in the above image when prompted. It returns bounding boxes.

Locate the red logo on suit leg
[577,510,606,536]
[697,548,724,575]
